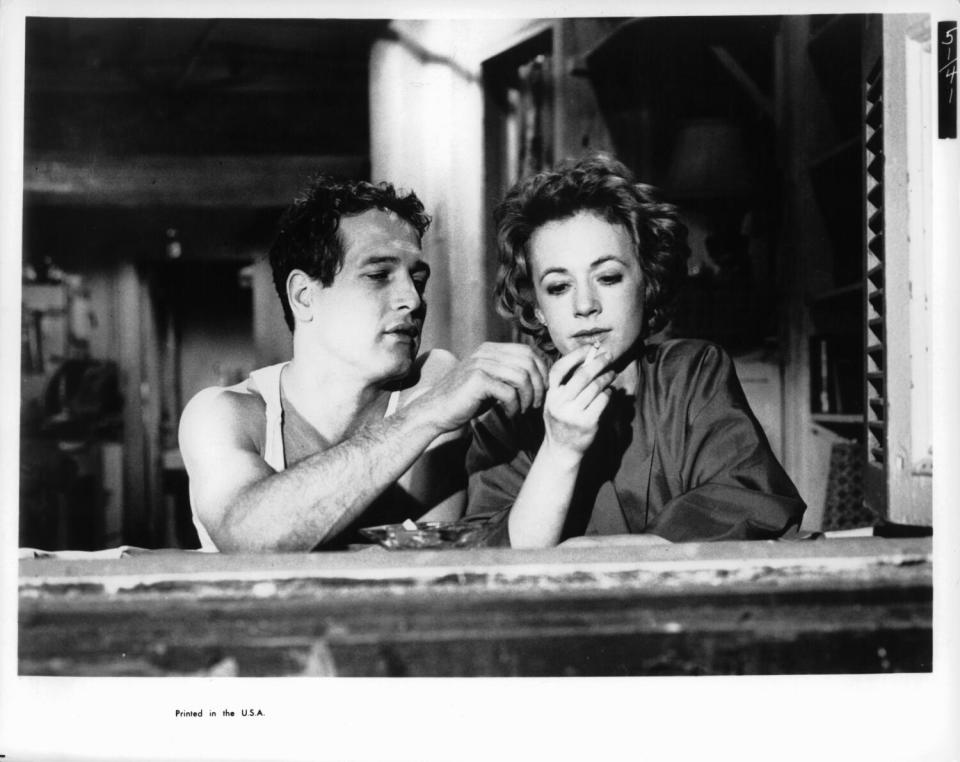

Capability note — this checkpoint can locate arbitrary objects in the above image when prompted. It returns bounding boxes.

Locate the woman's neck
[612,359,641,396]
[607,338,644,396]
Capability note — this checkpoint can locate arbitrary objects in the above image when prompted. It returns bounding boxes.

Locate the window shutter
[864,57,886,515]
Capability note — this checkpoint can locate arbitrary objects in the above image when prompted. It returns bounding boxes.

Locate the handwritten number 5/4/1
[940,23,957,120]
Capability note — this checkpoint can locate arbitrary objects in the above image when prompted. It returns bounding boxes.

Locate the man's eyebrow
[357,256,430,278]
[358,255,401,267]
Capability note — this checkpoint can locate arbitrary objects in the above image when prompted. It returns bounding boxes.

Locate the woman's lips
[572,329,610,345]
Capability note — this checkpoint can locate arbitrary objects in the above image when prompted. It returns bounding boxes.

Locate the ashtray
[359,518,494,550]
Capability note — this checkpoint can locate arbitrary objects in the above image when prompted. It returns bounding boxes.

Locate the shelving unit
[804,15,866,438]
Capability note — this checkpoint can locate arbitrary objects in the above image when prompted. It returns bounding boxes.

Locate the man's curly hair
[494,154,688,352]
[269,174,431,332]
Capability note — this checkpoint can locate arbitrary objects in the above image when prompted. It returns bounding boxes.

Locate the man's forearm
[215,406,444,552]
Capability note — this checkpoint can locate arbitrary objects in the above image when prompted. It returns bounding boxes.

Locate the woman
[466,154,805,548]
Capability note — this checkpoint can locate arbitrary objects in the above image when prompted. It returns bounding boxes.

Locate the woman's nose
[574,285,600,317]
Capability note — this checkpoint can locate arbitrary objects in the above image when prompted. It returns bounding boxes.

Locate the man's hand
[541,344,615,458]
[407,342,549,433]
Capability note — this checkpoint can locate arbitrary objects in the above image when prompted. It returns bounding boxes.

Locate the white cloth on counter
[19,545,153,559]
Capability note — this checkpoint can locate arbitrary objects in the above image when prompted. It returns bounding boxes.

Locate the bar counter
[19,536,932,677]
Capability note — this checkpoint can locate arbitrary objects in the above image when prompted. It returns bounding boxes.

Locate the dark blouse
[466,339,806,546]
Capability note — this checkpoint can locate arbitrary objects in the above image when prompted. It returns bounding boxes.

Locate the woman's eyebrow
[539,255,624,282]
[538,266,569,283]
[589,255,624,268]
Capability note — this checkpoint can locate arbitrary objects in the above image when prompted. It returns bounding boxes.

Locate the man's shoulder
[179,380,266,449]
[187,382,266,414]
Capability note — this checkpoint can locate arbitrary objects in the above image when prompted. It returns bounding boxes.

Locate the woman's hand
[506,344,615,549]
[542,344,616,459]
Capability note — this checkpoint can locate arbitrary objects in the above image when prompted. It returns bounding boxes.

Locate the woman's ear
[534,307,545,324]
[287,270,315,324]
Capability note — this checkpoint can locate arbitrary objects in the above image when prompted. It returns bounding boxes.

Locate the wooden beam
[23,153,369,208]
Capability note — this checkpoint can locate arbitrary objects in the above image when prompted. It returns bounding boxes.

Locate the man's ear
[287,270,315,324]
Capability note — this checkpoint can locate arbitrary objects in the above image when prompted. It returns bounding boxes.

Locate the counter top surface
[19,537,932,676]
[19,536,932,598]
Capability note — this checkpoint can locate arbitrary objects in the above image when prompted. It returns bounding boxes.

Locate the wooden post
[139,269,163,545]
[116,263,147,545]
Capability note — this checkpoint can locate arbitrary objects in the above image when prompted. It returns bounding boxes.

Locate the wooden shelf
[812,282,864,303]
[812,414,865,439]
[813,413,864,424]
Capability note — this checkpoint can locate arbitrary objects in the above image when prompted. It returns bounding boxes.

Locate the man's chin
[379,349,418,384]
[381,366,419,391]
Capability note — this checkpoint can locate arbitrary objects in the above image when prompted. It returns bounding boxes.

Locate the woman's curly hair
[494,154,688,352]
[269,174,431,332]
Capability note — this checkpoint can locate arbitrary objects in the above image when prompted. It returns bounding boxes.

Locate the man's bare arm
[180,391,451,551]
[179,343,547,552]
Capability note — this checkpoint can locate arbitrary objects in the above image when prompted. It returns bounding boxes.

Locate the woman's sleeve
[646,343,807,542]
[464,408,536,548]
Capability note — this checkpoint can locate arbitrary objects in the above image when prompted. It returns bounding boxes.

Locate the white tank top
[191,363,400,552]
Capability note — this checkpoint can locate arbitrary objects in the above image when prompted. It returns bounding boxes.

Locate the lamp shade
[664,118,757,199]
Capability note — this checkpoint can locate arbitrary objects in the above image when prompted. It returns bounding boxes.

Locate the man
[179,175,547,552]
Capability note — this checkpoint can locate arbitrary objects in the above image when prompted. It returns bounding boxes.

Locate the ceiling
[25,18,388,156]
[23,18,389,264]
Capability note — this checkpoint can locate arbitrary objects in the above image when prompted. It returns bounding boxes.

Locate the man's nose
[394,272,422,311]
[574,284,600,317]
